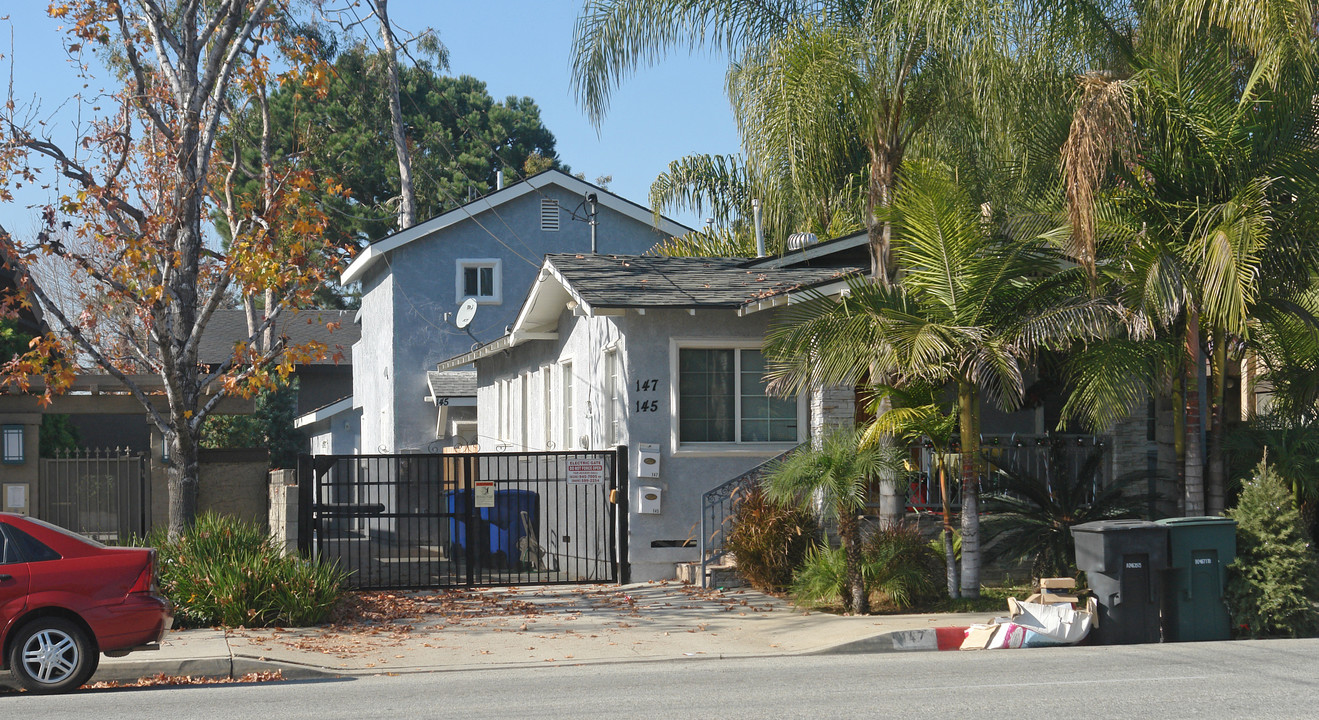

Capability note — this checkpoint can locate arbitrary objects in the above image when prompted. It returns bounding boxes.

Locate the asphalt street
[4,637,1318,718]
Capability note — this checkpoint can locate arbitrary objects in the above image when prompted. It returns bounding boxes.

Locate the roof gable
[341,170,693,284]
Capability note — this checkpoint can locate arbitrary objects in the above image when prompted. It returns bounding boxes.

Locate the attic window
[456,258,502,304]
[540,198,561,232]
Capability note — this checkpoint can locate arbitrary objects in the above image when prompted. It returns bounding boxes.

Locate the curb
[813,626,969,654]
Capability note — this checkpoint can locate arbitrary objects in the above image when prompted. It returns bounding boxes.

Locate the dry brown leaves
[85,671,284,689]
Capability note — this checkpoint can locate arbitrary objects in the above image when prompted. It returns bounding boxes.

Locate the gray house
[434,252,862,581]
[334,169,690,456]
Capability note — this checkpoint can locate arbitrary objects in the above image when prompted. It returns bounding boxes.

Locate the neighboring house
[338,169,690,455]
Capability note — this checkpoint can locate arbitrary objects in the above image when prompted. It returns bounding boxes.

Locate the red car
[0,512,172,693]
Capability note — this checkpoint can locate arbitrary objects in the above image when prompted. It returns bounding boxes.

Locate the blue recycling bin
[489,490,538,569]
[446,489,539,569]
[446,490,490,561]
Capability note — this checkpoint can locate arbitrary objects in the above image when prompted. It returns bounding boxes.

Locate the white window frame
[605,349,622,447]
[561,361,574,450]
[519,372,530,449]
[541,365,554,450]
[669,338,806,456]
[455,258,502,305]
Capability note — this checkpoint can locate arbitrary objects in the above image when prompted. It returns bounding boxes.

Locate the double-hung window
[675,344,800,447]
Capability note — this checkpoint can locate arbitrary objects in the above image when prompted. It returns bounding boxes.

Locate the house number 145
[635,378,660,412]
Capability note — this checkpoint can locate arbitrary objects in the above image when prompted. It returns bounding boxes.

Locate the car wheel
[7,618,99,693]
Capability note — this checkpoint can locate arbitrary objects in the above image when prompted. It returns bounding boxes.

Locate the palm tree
[862,387,960,597]
[572,0,1027,282]
[1059,15,1319,516]
[763,427,901,614]
[764,164,1115,597]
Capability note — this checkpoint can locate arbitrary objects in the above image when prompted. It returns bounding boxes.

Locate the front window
[678,347,798,445]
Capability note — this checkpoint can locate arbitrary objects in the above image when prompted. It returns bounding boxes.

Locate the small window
[540,198,561,232]
[2,425,23,464]
[455,259,502,304]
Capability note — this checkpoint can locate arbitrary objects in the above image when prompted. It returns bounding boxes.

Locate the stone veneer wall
[268,468,298,554]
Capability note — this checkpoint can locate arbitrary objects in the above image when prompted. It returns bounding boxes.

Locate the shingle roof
[427,370,477,398]
[544,254,860,309]
[197,309,358,365]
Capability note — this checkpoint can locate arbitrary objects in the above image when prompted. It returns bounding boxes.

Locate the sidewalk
[90,582,994,684]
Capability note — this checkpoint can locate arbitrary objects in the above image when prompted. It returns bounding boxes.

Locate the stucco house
[433,249,868,581]
[433,228,1208,581]
[315,169,690,456]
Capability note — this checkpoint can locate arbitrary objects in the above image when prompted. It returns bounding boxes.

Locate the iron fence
[299,449,624,590]
[37,448,150,544]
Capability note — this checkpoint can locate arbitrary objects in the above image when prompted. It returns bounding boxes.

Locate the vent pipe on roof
[497,170,504,190]
[587,192,599,254]
[752,198,765,257]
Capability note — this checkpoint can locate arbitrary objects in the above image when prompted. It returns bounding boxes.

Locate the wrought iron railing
[902,434,1112,512]
[698,444,804,588]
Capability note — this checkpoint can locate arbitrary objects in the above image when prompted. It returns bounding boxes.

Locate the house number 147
[634,378,659,412]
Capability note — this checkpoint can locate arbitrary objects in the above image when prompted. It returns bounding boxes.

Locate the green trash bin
[1158,516,1237,642]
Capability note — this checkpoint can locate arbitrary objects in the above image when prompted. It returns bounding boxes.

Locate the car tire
[7,617,99,694]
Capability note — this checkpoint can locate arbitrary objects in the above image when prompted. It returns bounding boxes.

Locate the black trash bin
[1158,516,1237,642]
[1072,520,1168,645]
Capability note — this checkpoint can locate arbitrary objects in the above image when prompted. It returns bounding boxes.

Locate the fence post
[297,454,313,554]
[615,444,629,585]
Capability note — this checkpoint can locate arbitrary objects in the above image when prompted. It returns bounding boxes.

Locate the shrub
[789,524,943,612]
[864,523,943,609]
[146,512,347,628]
[790,544,848,610]
[724,486,819,592]
[1226,461,1319,638]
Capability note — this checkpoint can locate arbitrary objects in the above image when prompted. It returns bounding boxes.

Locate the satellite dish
[455,297,478,329]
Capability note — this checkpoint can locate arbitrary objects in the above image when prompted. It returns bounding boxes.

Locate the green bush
[724,486,819,592]
[1226,461,1319,638]
[863,523,943,609]
[789,524,943,612]
[146,512,347,628]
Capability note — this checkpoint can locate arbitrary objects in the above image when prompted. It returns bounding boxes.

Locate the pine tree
[1226,460,1319,637]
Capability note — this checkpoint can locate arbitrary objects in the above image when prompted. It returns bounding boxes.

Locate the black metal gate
[297,448,627,590]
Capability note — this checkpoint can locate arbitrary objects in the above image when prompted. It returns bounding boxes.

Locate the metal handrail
[698,443,804,588]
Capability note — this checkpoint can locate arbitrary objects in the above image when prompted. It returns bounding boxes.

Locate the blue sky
[0,1,740,236]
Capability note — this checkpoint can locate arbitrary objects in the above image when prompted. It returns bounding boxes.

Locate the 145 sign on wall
[634,378,660,413]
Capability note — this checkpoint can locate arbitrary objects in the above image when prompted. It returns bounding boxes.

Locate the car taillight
[130,550,158,594]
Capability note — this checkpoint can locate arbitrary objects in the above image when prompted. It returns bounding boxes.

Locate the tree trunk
[1172,368,1187,516]
[376,0,416,230]
[1206,334,1227,515]
[939,458,960,598]
[957,379,982,599]
[873,391,903,529]
[165,428,201,541]
[866,146,897,285]
[838,509,868,614]
[1184,315,1206,516]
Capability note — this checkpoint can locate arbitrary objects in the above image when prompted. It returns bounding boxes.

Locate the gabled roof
[427,370,476,399]
[434,253,862,371]
[197,309,358,365]
[340,170,693,285]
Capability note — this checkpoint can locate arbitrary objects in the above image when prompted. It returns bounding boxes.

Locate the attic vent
[540,198,561,232]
